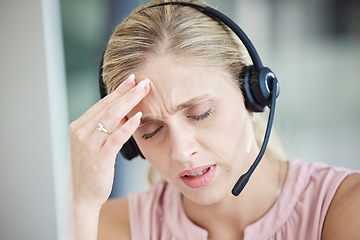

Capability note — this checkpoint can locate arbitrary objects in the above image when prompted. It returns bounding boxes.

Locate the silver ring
[96,123,110,134]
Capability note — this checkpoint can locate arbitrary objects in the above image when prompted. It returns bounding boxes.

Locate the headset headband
[133,1,263,71]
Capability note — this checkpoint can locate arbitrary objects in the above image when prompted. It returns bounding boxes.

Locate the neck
[182,157,286,239]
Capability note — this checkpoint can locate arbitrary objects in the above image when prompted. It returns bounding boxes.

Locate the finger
[91,78,150,135]
[76,74,136,126]
[99,112,143,168]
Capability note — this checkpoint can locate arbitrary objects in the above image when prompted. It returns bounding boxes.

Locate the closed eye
[187,108,213,121]
[140,104,214,139]
[141,126,163,139]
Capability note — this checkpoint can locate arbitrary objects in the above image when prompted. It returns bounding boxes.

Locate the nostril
[171,148,197,162]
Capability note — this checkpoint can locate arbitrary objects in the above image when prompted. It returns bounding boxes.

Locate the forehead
[131,55,238,116]
[138,55,236,91]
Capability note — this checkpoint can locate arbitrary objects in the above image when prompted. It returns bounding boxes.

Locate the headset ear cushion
[120,137,145,160]
[251,67,275,107]
[240,66,266,112]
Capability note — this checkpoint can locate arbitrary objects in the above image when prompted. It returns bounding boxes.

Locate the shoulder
[322,173,360,240]
[98,197,130,240]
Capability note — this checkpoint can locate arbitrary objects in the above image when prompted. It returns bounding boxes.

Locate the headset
[99,1,280,196]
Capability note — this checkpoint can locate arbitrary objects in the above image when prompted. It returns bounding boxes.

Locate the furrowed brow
[139,94,211,126]
[139,116,157,127]
[175,94,210,111]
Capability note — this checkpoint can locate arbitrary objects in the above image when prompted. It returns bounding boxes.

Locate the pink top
[128,160,358,239]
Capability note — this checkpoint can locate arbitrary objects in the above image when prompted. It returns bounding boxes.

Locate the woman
[70,0,360,239]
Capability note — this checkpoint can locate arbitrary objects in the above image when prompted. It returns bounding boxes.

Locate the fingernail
[144,78,149,87]
[135,79,149,92]
[134,111,143,119]
[131,112,143,126]
[126,74,135,83]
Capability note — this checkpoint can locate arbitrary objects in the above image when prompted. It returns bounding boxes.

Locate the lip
[179,164,216,189]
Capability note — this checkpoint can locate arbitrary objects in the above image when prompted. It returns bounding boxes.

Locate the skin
[322,173,360,240]
[71,55,360,240]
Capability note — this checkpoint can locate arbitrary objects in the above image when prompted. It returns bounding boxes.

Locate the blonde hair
[102,0,246,93]
[101,0,287,185]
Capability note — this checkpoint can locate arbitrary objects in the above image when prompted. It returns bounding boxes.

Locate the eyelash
[142,126,163,140]
[141,109,213,140]
[187,109,213,121]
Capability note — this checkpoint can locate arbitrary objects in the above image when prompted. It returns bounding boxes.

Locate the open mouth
[180,165,216,189]
[184,167,210,178]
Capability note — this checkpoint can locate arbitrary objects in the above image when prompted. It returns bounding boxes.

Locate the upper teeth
[187,167,209,178]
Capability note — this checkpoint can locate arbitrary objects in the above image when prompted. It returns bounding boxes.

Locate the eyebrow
[139,93,211,126]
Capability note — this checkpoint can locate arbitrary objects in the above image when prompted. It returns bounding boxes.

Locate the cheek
[133,135,170,174]
[207,108,253,160]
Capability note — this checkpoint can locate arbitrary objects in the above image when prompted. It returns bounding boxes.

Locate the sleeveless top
[128,160,358,239]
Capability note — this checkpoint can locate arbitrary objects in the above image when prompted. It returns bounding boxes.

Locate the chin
[180,181,232,206]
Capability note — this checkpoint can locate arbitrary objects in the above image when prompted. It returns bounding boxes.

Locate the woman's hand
[69,74,150,239]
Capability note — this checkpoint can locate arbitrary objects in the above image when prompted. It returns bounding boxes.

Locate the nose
[169,125,198,162]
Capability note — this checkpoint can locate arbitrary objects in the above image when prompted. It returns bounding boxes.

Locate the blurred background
[1,0,359,239]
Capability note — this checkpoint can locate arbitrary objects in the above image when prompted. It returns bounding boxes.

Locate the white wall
[0,0,69,239]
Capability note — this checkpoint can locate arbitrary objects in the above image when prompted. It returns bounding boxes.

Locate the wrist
[72,201,103,240]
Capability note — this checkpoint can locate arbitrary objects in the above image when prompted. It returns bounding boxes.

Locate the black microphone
[232,77,278,196]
